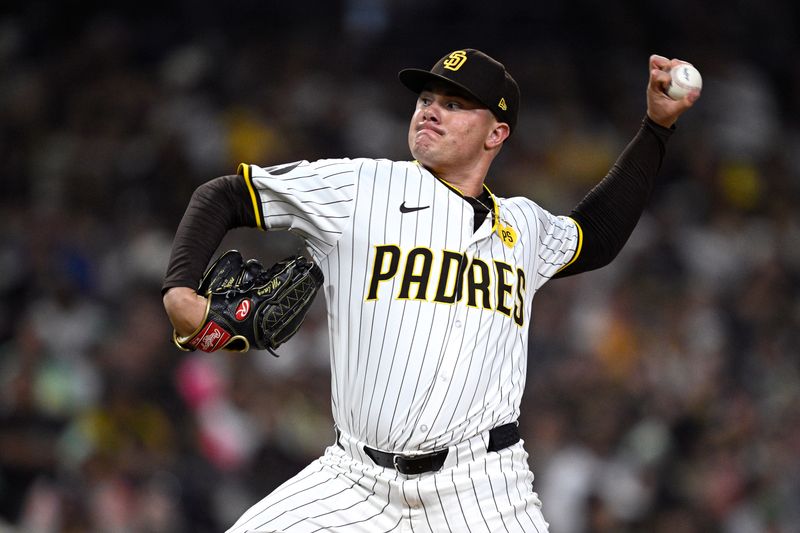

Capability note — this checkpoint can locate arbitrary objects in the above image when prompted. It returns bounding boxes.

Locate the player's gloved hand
[172,250,324,356]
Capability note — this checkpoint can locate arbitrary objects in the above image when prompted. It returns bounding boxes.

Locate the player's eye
[419,96,432,107]
[446,101,462,110]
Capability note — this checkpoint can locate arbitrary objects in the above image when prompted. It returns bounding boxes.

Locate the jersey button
[454,320,462,328]
[419,424,428,432]
[439,374,448,382]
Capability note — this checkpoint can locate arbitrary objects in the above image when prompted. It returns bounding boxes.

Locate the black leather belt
[349,423,520,475]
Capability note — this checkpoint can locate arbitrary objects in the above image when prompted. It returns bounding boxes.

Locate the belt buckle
[392,454,403,471]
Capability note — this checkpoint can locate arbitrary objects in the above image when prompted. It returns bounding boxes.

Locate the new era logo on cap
[398,48,520,133]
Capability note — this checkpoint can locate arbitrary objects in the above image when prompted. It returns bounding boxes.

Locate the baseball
[667,63,702,100]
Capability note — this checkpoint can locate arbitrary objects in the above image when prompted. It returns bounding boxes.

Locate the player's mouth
[417,123,444,137]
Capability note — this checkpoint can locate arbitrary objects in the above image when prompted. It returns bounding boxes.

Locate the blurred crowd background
[1,1,798,532]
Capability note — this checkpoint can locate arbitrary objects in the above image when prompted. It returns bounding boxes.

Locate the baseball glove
[172,250,324,356]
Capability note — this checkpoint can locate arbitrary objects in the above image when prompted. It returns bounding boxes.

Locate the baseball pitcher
[162,49,699,532]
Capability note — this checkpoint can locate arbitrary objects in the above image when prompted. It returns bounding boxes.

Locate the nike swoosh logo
[400,202,430,213]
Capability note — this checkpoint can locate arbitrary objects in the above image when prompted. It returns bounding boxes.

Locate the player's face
[408,83,501,173]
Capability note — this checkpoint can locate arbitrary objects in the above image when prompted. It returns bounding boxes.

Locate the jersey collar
[412,160,499,231]
[413,161,516,247]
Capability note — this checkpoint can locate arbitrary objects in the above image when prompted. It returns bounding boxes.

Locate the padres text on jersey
[241,158,579,452]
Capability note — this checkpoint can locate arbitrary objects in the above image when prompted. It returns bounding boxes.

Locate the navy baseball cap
[399,49,520,133]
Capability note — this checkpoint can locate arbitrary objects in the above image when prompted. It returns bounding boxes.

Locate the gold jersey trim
[238,163,264,231]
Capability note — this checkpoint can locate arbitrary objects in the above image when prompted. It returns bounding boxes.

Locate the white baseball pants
[227,430,550,532]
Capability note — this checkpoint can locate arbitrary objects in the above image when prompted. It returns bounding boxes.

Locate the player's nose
[422,105,440,122]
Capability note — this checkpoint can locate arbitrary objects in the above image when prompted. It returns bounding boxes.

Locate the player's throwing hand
[647,54,701,128]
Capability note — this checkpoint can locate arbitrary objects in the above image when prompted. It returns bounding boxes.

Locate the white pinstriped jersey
[241,158,579,454]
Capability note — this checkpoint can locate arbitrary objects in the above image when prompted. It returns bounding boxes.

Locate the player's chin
[410,142,433,164]
[410,135,438,159]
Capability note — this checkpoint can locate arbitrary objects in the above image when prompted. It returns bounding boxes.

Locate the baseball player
[163,49,699,532]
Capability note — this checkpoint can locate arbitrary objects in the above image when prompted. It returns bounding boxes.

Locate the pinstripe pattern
[237,158,577,531]
[227,436,548,533]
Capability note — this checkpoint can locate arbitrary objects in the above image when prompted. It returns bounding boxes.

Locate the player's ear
[485,122,510,149]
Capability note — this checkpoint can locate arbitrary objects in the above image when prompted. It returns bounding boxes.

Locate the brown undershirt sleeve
[162,175,259,293]
[554,116,674,278]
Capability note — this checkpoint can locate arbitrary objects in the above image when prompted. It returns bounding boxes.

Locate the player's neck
[422,165,487,197]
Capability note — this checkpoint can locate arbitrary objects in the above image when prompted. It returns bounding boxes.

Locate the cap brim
[398,68,489,110]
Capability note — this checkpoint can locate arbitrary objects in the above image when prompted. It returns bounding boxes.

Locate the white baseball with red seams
[667,63,702,100]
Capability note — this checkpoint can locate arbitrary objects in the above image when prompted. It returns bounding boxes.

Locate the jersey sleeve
[527,204,582,291]
[238,159,357,259]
